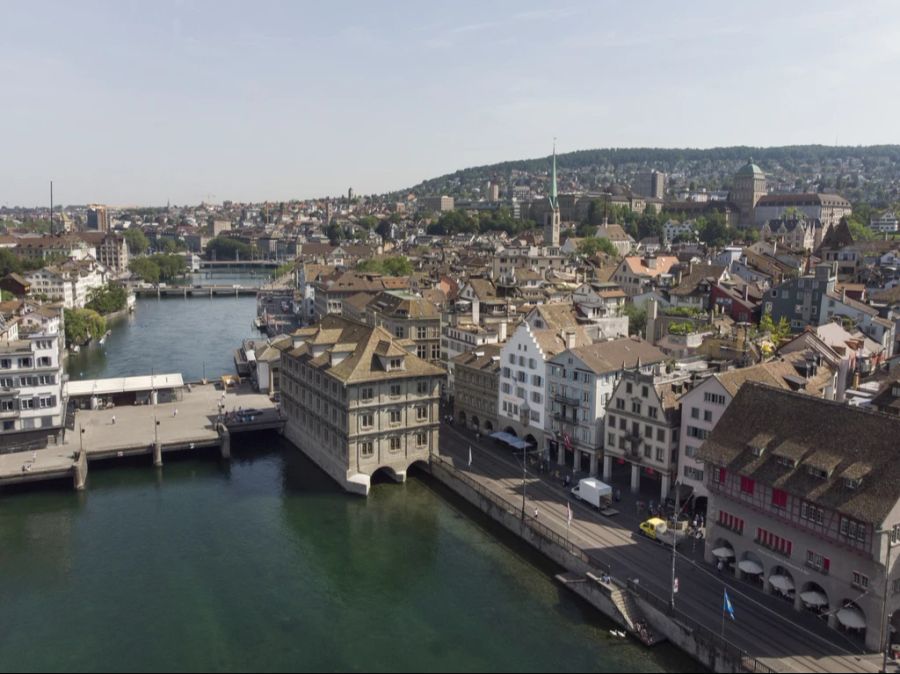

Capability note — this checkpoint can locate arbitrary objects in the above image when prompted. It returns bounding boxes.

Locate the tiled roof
[698,383,900,524]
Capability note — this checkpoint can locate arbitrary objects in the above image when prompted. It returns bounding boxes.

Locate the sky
[2,0,899,207]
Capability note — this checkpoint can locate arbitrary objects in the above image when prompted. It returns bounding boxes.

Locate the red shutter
[719,468,727,483]
[823,557,830,572]
[740,476,755,494]
[772,489,787,508]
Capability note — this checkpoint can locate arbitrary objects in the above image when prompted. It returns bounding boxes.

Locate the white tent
[800,591,828,607]
[712,547,735,559]
[768,575,795,593]
[837,607,866,630]
[738,559,763,575]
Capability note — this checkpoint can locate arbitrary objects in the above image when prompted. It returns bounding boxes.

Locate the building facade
[280,315,445,496]
[452,344,501,435]
[699,384,900,652]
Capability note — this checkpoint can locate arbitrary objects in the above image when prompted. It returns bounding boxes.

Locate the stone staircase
[608,584,644,631]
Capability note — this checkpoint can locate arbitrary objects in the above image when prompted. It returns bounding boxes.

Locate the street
[437,421,885,674]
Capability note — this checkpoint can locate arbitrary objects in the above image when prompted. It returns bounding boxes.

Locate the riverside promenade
[435,420,889,674]
[0,383,282,490]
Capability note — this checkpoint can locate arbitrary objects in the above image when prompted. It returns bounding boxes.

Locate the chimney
[564,329,577,349]
[472,297,480,326]
[498,321,507,342]
[743,284,749,302]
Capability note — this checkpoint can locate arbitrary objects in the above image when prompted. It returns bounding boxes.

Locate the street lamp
[520,403,531,520]
[876,527,896,673]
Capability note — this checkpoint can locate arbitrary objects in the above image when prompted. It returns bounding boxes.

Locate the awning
[712,547,735,559]
[800,591,828,607]
[489,431,529,450]
[768,575,795,593]
[738,559,763,575]
[837,607,866,630]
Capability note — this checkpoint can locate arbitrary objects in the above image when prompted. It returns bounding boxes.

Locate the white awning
[768,575,795,593]
[800,591,828,607]
[712,547,735,559]
[837,607,866,630]
[738,559,763,575]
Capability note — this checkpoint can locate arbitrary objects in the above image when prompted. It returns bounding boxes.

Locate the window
[360,441,374,457]
[390,409,402,424]
[800,502,825,525]
[18,358,32,368]
[389,358,403,370]
[806,551,830,573]
[417,326,427,340]
[626,383,633,394]
[839,517,867,543]
[416,407,427,421]
[648,407,658,419]
[655,447,664,462]
[0,360,10,370]
[616,399,625,411]
[389,437,401,452]
[703,410,713,423]
[608,432,615,446]
[758,528,792,557]
[417,380,428,395]
[607,414,616,426]
[361,387,374,401]
[37,357,52,368]
[531,391,542,404]
[687,426,709,440]
[0,400,15,412]
[771,489,788,509]
[394,326,405,339]
[641,385,649,398]
[360,413,374,428]
[532,375,543,387]
[718,510,744,535]
[704,392,726,405]
[713,467,726,484]
[740,476,755,495]
[390,384,401,397]
[644,425,653,439]
[852,572,869,589]
[631,401,641,415]
[416,432,427,447]
[656,429,665,443]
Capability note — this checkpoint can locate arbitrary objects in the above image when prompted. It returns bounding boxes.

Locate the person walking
[173,408,178,417]
[111,415,116,425]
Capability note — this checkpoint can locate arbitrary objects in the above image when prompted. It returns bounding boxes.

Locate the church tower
[544,143,561,247]
[730,159,767,228]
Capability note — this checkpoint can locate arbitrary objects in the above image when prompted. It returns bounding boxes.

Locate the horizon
[2,0,899,206]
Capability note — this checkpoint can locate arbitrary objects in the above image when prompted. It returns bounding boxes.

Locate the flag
[723,589,735,621]
[567,502,573,527]
[468,446,472,468]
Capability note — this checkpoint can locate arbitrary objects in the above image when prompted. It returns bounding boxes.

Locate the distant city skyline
[2,0,899,207]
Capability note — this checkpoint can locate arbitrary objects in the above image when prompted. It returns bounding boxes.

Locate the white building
[871,212,899,234]
[663,220,697,245]
[497,321,591,450]
[0,306,65,446]
[546,337,665,476]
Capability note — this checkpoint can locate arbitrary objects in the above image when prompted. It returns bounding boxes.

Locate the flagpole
[721,591,726,639]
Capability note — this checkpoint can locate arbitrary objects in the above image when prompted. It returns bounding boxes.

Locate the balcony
[552,391,581,406]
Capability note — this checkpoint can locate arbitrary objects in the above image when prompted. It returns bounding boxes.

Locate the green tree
[64,308,107,347]
[206,236,252,261]
[124,228,149,255]
[357,215,378,230]
[85,284,128,315]
[623,303,647,337]
[577,237,618,257]
[356,256,413,276]
[129,258,160,284]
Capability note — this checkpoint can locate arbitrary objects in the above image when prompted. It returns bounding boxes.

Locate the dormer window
[807,466,829,480]
[776,456,796,469]
[389,357,404,371]
[844,477,862,490]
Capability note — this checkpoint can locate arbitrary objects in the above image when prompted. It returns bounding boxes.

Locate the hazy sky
[2,0,899,206]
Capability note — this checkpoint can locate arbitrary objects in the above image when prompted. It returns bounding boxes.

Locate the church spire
[549,139,558,209]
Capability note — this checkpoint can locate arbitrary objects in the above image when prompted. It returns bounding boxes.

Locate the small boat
[71,345,80,353]
[98,330,112,345]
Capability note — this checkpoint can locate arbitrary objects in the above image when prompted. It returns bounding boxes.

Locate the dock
[0,383,283,490]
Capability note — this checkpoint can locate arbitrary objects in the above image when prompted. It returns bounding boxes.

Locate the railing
[552,391,582,406]
[432,451,775,674]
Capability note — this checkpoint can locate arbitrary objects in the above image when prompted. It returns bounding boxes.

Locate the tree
[577,237,618,258]
[376,220,393,241]
[206,236,252,261]
[356,256,412,276]
[86,283,128,315]
[124,228,149,255]
[357,215,378,230]
[64,308,106,347]
[623,303,647,337]
[129,258,160,284]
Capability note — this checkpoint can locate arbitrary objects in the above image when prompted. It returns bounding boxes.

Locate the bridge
[0,383,283,490]
[199,260,281,270]
[134,285,260,298]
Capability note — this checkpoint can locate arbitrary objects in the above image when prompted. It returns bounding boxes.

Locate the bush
[85,284,128,315]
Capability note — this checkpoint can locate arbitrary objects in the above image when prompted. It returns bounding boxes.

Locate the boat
[71,345,80,354]
[98,330,112,346]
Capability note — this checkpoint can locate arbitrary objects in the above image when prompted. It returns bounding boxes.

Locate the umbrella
[738,559,763,575]
[712,547,735,559]
[837,607,866,630]
[800,591,828,607]
[768,575,795,593]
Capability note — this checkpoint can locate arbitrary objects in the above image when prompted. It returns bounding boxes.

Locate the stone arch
[369,465,408,487]
[504,426,518,437]
[458,410,467,425]
[483,419,494,433]
[836,599,867,640]
[710,538,735,572]
[767,565,796,600]
[471,415,480,431]
[738,550,765,584]
[525,434,537,447]
[799,581,830,616]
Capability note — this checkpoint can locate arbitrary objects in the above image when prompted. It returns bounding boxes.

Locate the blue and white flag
[723,589,735,621]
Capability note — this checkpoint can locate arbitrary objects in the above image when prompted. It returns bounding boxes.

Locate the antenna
[50,180,54,235]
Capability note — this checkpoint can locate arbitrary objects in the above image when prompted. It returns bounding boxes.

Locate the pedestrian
[173,408,178,417]
[534,507,539,519]
[111,415,116,425]
[717,560,723,574]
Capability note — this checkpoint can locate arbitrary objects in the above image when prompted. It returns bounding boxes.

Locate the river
[0,275,697,672]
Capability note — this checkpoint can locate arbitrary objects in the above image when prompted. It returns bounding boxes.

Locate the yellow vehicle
[639,517,680,548]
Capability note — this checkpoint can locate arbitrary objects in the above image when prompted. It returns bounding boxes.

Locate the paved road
[438,422,883,674]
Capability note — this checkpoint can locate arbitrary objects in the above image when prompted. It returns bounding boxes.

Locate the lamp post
[877,527,896,673]
[520,404,531,520]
